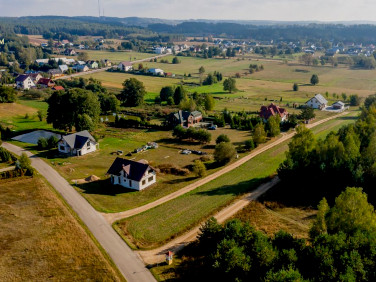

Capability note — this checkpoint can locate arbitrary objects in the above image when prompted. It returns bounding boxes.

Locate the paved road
[1,142,156,282]
[102,111,350,224]
[137,177,280,265]
[56,53,173,81]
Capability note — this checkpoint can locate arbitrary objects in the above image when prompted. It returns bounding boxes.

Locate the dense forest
[149,22,376,43]
[3,17,376,44]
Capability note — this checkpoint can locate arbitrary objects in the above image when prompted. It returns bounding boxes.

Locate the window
[59,145,65,151]
[142,180,146,185]
[129,180,132,187]
[148,176,154,182]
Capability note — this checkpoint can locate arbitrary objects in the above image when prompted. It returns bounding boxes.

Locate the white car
[181,149,192,155]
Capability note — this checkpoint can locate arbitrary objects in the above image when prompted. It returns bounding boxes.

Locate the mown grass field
[79,53,375,112]
[85,50,154,63]
[0,176,123,281]
[115,110,359,250]
[0,100,52,131]
[14,125,252,213]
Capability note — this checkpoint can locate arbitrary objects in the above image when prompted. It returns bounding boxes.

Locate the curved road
[103,111,350,224]
[1,142,156,282]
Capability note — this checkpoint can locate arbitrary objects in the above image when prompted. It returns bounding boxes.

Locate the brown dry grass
[0,176,124,281]
[233,201,316,238]
[0,103,37,118]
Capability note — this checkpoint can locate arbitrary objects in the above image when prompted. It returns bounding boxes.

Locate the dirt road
[137,177,280,265]
[102,111,350,224]
[1,142,156,282]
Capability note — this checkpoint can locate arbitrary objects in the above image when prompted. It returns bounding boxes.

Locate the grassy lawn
[11,125,252,213]
[115,111,359,250]
[0,176,123,281]
[85,50,154,63]
[0,100,52,131]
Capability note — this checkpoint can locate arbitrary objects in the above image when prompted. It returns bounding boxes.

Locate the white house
[58,130,98,156]
[15,74,35,90]
[118,61,133,71]
[306,94,328,110]
[148,68,164,76]
[155,47,165,54]
[58,65,69,73]
[107,158,156,191]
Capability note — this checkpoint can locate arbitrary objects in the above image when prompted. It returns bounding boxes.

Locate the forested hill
[3,16,376,44]
[0,16,154,39]
[148,22,376,43]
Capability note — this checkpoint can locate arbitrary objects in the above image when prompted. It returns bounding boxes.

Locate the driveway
[1,142,156,282]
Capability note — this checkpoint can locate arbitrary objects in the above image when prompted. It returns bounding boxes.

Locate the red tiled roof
[260,103,288,120]
[38,78,53,85]
[52,86,65,91]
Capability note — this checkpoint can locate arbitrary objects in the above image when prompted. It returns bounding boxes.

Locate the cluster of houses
[57,130,156,191]
[117,61,165,76]
[15,73,59,90]
[304,43,375,57]
[259,94,347,122]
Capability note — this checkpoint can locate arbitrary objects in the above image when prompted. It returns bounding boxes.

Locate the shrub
[157,163,190,176]
[293,83,299,91]
[350,94,360,106]
[216,134,230,144]
[214,142,237,164]
[244,139,255,151]
[193,160,207,177]
[37,137,49,150]
[253,123,267,145]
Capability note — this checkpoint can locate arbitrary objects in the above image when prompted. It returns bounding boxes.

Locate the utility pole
[98,0,101,18]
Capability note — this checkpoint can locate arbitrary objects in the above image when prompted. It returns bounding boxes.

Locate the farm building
[118,61,133,71]
[259,103,289,122]
[58,130,98,156]
[168,110,203,128]
[332,101,345,110]
[38,78,55,88]
[107,158,157,191]
[148,68,164,76]
[306,94,328,110]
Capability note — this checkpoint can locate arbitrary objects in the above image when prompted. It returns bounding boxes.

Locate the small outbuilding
[332,101,345,110]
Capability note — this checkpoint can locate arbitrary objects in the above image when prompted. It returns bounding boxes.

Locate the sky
[0,0,375,22]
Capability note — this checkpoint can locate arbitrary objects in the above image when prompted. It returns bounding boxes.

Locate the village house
[332,101,345,110]
[107,158,157,191]
[35,59,49,65]
[58,65,69,73]
[15,74,35,90]
[73,65,89,72]
[118,61,133,71]
[52,85,65,91]
[64,49,76,56]
[48,69,63,78]
[29,73,43,84]
[168,110,203,128]
[58,130,98,156]
[102,59,112,67]
[306,94,328,110]
[148,68,164,76]
[38,78,55,88]
[87,61,99,69]
[259,103,289,122]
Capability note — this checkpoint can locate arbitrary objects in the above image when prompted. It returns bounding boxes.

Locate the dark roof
[38,78,54,85]
[171,110,202,123]
[15,74,30,82]
[62,130,96,149]
[107,158,151,181]
[260,103,288,120]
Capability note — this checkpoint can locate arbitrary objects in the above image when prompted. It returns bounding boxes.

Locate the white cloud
[0,0,375,21]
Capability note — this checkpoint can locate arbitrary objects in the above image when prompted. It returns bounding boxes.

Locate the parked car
[208,125,217,130]
[181,149,192,155]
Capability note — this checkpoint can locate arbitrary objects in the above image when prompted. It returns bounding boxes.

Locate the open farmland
[0,176,123,281]
[85,50,154,63]
[115,110,359,250]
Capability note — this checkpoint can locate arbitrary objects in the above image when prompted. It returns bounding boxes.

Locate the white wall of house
[79,140,98,156]
[17,77,35,90]
[111,170,156,191]
[306,97,325,109]
[58,140,97,156]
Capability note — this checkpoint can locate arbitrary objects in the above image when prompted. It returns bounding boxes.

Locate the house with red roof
[38,78,55,88]
[52,86,65,91]
[259,103,288,122]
